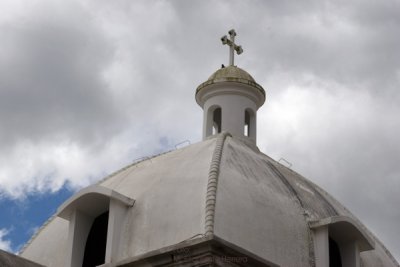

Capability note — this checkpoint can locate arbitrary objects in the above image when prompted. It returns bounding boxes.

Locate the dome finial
[220,29,243,66]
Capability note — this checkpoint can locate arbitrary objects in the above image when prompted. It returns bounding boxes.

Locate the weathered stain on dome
[208,65,256,81]
[196,66,265,97]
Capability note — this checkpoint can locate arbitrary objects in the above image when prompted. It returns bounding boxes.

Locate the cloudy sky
[0,0,399,261]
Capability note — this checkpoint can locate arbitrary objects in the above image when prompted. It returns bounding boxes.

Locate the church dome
[196,66,265,98]
[208,65,256,81]
[20,133,399,267]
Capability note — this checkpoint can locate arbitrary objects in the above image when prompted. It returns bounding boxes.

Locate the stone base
[116,235,278,267]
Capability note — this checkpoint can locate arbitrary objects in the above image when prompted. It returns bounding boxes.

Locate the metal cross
[221,29,243,66]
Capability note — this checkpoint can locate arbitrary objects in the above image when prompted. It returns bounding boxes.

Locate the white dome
[20,133,399,267]
[196,66,265,100]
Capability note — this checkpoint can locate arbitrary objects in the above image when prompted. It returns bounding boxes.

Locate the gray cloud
[0,2,123,150]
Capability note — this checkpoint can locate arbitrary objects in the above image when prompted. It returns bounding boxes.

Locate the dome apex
[196,66,265,98]
[208,65,255,82]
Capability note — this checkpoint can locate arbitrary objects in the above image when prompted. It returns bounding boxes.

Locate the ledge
[110,235,279,267]
[57,185,135,220]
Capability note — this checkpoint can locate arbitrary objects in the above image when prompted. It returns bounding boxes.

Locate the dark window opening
[329,237,342,267]
[212,108,221,135]
[244,110,250,136]
[82,211,109,267]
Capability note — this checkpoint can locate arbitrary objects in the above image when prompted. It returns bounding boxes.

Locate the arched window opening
[310,216,374,267]
[212,108,221,135]
[82,211,109,267]
[58,186,135,267]
[329,237,342,267]
[244,110,250,136]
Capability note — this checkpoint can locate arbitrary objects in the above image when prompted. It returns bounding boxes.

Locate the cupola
[195,29,265,143]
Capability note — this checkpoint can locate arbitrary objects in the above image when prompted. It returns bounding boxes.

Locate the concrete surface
[20,134,399,267]
[0,249,43,267]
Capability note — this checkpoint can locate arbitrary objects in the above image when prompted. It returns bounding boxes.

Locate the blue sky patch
[0,186,74,253]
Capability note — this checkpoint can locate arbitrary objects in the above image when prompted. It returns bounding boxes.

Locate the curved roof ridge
[266,158,339,217]
[263,155,317,266]
[266,161,306,210]
[204,132,231,236]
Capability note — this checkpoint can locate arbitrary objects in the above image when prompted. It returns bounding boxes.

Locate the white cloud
[0,228,12,252]
[259,74,400,196]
